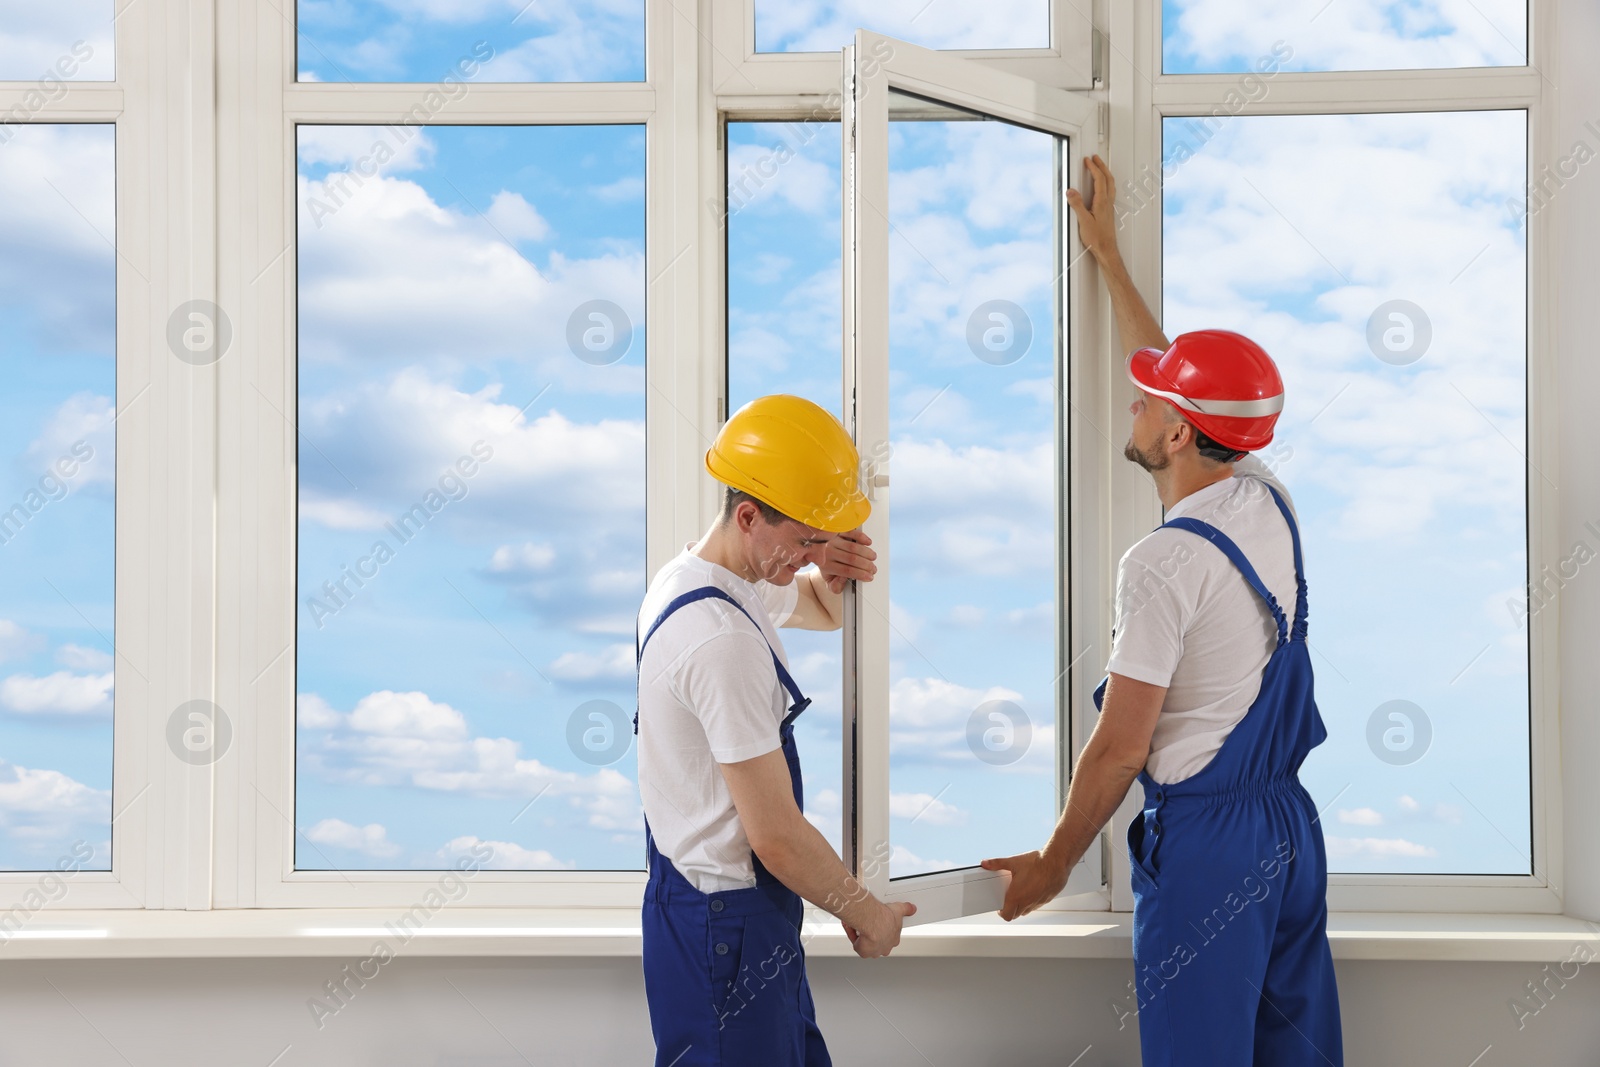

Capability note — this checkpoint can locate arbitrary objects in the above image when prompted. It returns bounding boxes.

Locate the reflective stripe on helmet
[1139,382,1284,419]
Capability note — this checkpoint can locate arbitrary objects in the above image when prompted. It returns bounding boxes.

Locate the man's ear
[1166,417,1191,454]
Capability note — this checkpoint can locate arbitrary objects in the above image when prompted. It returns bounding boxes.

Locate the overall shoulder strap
[1261,483,1308,641]
[1159,516,1289,646]
[633,585,808,734]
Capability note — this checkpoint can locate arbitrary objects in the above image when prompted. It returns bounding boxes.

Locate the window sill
[0,909,1592,962]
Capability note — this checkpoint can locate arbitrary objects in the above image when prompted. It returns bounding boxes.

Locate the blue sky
[754,1,1049,54]
[731,116,1063,879]
[1162,0,1526,73]
[0,123,115,871]
[295,0,644,83]
[295,124,646,870]
[0,2,113,82]
[1161,110,1530,873]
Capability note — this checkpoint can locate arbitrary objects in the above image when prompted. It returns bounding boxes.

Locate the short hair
[1192,427,1246,464]
[1159,402,1245,464]
[719,486,789,526]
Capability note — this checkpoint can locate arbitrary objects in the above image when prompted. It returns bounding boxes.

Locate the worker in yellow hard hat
[634,394,916,1067]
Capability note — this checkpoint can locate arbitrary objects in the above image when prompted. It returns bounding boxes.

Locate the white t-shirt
[1105,454,1301,784]
[635,542,803,893]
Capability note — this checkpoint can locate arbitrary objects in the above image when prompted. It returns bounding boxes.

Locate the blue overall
[1096,484,1343,1067]
[634,586,830,1067]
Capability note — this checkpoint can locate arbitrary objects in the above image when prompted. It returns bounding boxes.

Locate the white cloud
[55,643,111,671]
[889,844,962,877]
[437,834,575,871]
[296,369,648,635]
[890,676,1018,730]
[488,541,557,575]
[809,788,843,817]
[804,787,844,849]
[889,436,1054,578]
[1336,807,1384,826]
[348,690,468,740]
[297,693,343,730]
[0,759,105,815]
[1324,836,1438,860]
[757,0,1048,52]
[889,791,967,827]
[1163,110,1527,546]
[727,142,835,216]
[1395,794,1463,824]
[592,175,645,203]
[300,374,643,522]
[485,190,549,242]
[0,3,114,81]
[546,643,633,684]
[0,125,115,352]
[888,600,922,645]
[298,495,392,531]
[297,168,643,374]
[296,125,436,175]
[0,758,109,867]
[25,392,113,491]
[943,605,987,627]
[0,621,42,662]
[0,670,112,716]
[1164,0,1525,73]
[884,675,1055,774]
[742,252,792,285]
[304,818,402,859]
[299,689,643,836]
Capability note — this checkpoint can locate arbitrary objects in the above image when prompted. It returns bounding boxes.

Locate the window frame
[711,0,1095,96]
[0,0,1516,919]
[1103,0,1559,914]
[214,0,1102,910]
[0,0,221,911]
[838,30,1106,921]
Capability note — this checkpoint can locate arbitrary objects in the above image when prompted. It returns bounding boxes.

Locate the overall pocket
[713,908,803,1034]
[1127,809,1161,886]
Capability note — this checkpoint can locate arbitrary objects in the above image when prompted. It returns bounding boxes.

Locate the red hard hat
[1127,330,1284,452]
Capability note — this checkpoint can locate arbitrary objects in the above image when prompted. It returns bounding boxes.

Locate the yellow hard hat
[705,395,871,534]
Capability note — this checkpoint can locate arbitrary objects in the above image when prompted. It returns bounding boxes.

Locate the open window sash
[841,30,1102,925]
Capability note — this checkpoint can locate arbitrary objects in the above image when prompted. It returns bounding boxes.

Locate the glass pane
[0,124,115,870]
[1162,111,1529,874]
[295,0,644,83]
[884,92,1061,879]
[1163,0,1526,73]
[726,120,845,853]
[757,1,1049,54]
[0,1,112,82]
[296,124,646,870]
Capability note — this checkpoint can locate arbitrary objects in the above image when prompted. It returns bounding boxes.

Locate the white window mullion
[114,0,221,910]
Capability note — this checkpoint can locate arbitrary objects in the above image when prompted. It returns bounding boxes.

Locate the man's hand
[816,528,876,594]
[842,900,917,958]
[1067,155,1170,353]
[1066,154,1123,267]
[980,849,1070,922]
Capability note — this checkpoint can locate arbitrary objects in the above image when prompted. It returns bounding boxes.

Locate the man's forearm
[805,568,843,629]
[753,816,885,931]
[1096,249,1171,357]
[1039,741,1144,876]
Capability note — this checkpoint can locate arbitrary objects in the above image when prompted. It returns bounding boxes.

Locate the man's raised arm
[1068,155,1171,357]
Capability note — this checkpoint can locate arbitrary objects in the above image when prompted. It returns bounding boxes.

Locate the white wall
[1,956,1596,1065]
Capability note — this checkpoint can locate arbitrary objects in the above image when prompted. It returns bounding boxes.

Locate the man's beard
[1123,434,1169,472]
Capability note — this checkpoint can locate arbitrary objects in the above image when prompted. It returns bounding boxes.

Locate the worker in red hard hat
[983,156,1344,1067]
